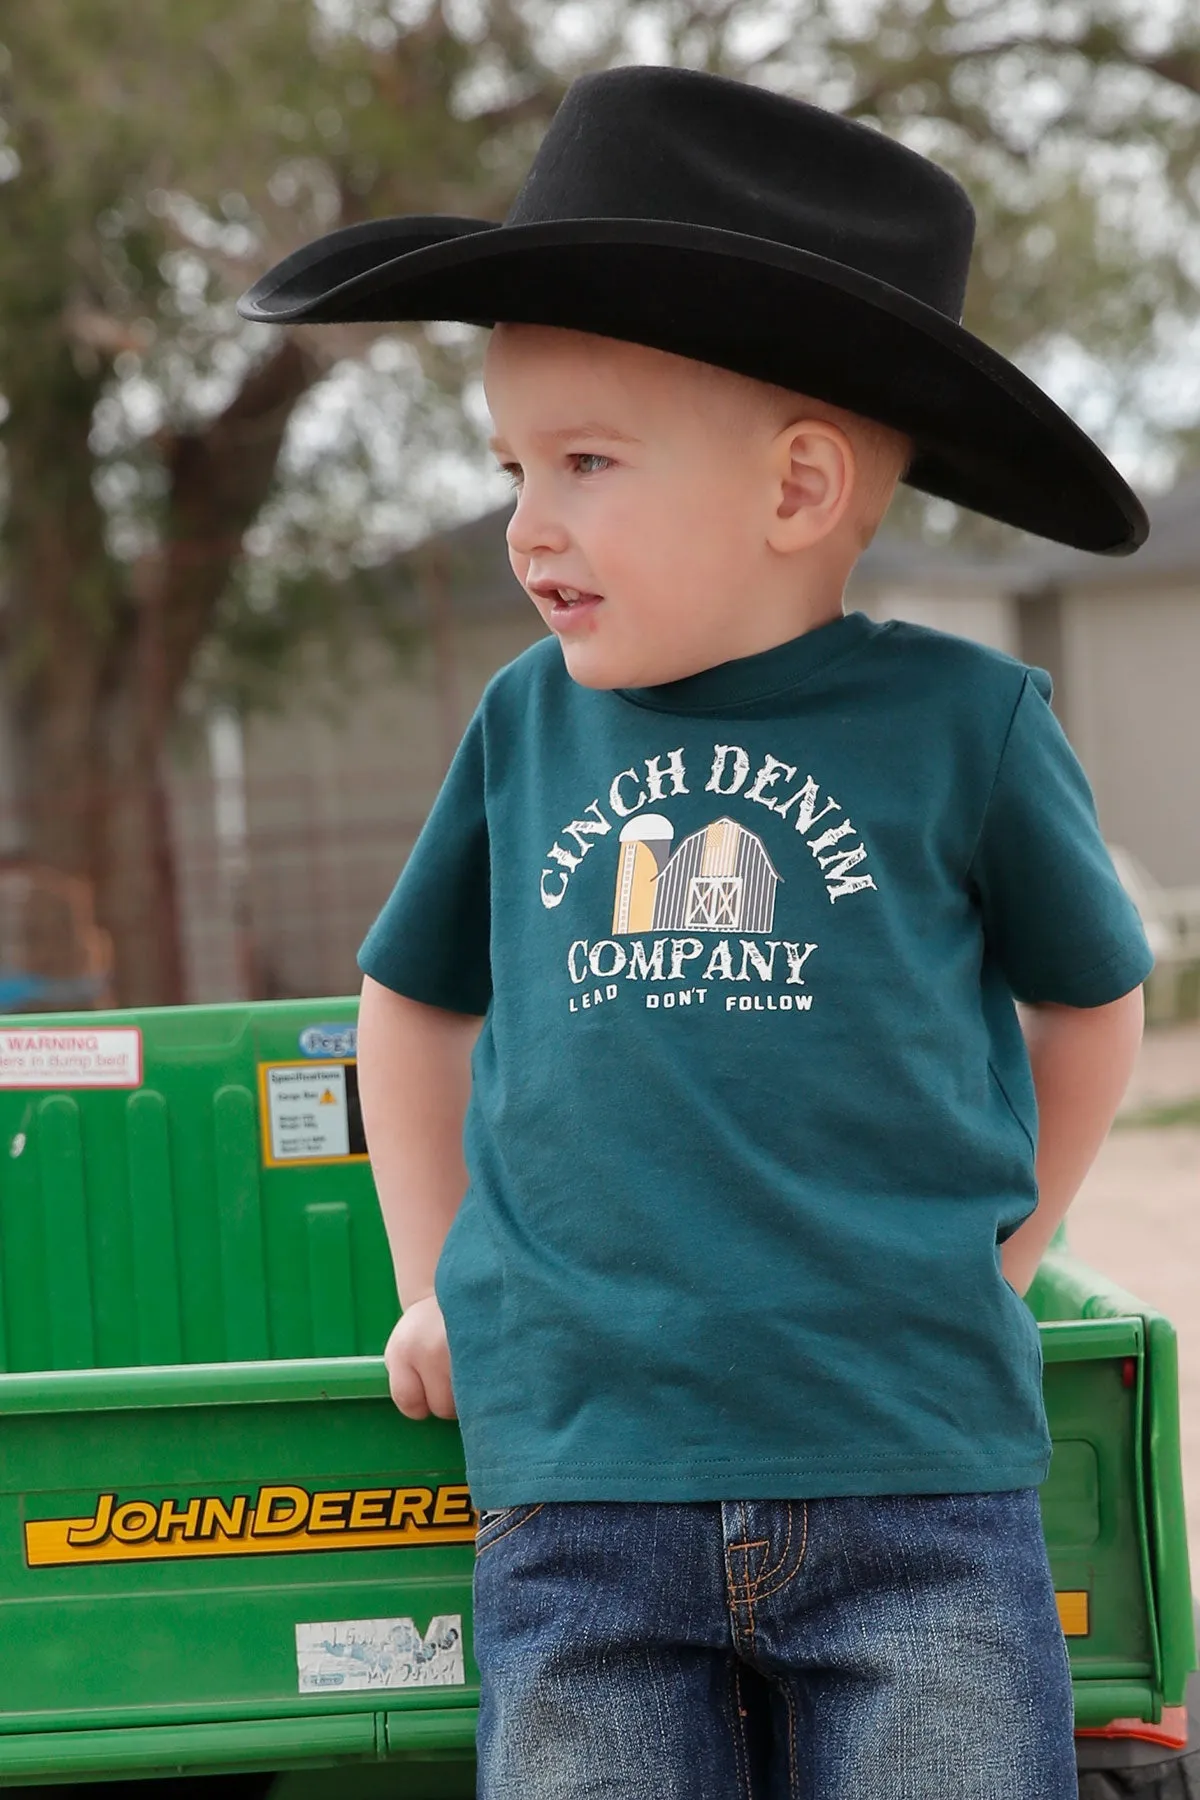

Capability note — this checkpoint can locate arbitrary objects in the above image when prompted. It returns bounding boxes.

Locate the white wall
[240,615,546,999]
[855,587,1019,656]
[1063,586,1200,887]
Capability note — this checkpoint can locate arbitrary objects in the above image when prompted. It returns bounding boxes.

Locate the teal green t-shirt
[358,610,1153,1508]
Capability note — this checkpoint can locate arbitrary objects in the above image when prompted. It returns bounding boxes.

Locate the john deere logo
[24,1481,476,1568]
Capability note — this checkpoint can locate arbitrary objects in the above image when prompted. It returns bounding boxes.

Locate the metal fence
[6,768,428,1012]
[174,766,426,1005]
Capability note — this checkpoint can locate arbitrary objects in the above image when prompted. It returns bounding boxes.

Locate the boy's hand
[384,1296,457,1420]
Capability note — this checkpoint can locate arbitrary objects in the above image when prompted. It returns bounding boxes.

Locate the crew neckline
[616,609,881,715]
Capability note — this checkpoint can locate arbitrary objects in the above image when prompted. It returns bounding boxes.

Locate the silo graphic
[612,815,674,933]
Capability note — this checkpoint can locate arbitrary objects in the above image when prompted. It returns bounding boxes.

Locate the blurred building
[858,472,1200,891]
[175,473,1200,1004]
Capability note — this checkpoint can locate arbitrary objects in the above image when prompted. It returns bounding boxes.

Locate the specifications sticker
[0,1027,142,1090]
[296,1614,465,1692]
[258,1060,368,1167]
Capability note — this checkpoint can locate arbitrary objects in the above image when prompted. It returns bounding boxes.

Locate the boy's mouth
[528,579,604,626]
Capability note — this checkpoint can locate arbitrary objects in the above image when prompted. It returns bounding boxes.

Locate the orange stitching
[473,1502,545,1558]
[725,1543,763,1604]
[729,1662,755,1800]
[741,1556,757,1650]
[725,1551,758,1655]
[751,1500,794,1589]
[752,1501,810,1601]
[724,1497,762,1595]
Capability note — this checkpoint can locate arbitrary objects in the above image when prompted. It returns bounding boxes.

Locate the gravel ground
[1064,1021,1200,1551]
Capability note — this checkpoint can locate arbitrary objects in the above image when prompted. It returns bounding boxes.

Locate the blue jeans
[472,1490,1076,1799]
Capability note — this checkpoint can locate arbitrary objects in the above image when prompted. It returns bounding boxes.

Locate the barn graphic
[612,815,780,935]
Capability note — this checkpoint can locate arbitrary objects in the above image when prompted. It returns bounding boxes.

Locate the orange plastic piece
[1075,1705,1189,1750]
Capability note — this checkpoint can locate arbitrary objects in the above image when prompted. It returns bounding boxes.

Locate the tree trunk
[4,327,316,1007]
[4,321,120,985]
[94,337,317,1007]
[93,671,187,1008]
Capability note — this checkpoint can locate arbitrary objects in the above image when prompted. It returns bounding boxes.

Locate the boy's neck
[624,594,850,697]
[707,581,849,668]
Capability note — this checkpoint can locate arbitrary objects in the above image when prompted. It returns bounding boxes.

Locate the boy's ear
[766,418,856,553]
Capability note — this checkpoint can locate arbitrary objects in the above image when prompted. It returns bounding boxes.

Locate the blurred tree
[0,0,1198,1003]
[0,0,577,1003]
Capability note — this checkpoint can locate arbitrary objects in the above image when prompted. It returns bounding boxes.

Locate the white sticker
[0,1027,142,1090]
[265,1064,349,1163]
[298,1022,357,1059]
[295,1615,464,1692]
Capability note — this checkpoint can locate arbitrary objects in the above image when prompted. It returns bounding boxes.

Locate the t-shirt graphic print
[543,735,879,1023]
[359,609,1153,1509]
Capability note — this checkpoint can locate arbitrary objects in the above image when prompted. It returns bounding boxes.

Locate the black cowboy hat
[238,65,1147,556]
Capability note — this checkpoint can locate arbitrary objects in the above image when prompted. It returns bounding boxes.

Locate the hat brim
[239,215,1147,556]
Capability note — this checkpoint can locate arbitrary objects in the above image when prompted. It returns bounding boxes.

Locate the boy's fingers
[383,1310,455,1418]
[388,1359,431,1419]
[426,1374,458,1420]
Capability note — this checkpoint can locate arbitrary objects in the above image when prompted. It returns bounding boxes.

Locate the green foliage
[2,0,1200,705]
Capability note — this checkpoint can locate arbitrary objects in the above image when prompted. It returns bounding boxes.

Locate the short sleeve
[967,669,1154,1007]
[357,709,492,1015]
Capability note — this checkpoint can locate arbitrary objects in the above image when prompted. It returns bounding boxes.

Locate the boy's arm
[1001,983,1145,1295]
[356,973,483,1417]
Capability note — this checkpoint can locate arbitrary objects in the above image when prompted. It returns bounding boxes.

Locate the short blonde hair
[791,393,915,551]
[755,379,913,547]
[692,360,915,551]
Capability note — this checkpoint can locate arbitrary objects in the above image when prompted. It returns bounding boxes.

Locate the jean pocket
[474,1503,544,1557]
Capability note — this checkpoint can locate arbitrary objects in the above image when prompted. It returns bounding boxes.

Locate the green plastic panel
[0,999,1192,1783]
[1040,1327,1155,1680]
[0,1001,396,1373]
[1032,1251,1197,1716]
[0,1370,479,1743]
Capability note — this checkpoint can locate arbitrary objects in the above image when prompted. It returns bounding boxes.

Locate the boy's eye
[495,452,612,488]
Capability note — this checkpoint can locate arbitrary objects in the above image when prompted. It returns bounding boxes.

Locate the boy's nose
[506,487,570,560]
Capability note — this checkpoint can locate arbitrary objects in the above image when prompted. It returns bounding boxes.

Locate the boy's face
[483,324,840,689]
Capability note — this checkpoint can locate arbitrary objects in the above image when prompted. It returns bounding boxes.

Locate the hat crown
[506,66,976,323]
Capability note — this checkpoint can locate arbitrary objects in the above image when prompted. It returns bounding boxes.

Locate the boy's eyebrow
[488,423,642,454]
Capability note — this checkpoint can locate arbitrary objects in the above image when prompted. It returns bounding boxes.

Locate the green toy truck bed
[1029,1252,1195,1742]
[0,998,1191,1790]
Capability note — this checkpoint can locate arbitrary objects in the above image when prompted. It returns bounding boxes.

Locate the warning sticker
[0,1027,142,1090]
[258,1060,368,1167]
[296,1615,465,1692]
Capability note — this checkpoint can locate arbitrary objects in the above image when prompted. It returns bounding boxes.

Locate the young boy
[240,66,1152,1798]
